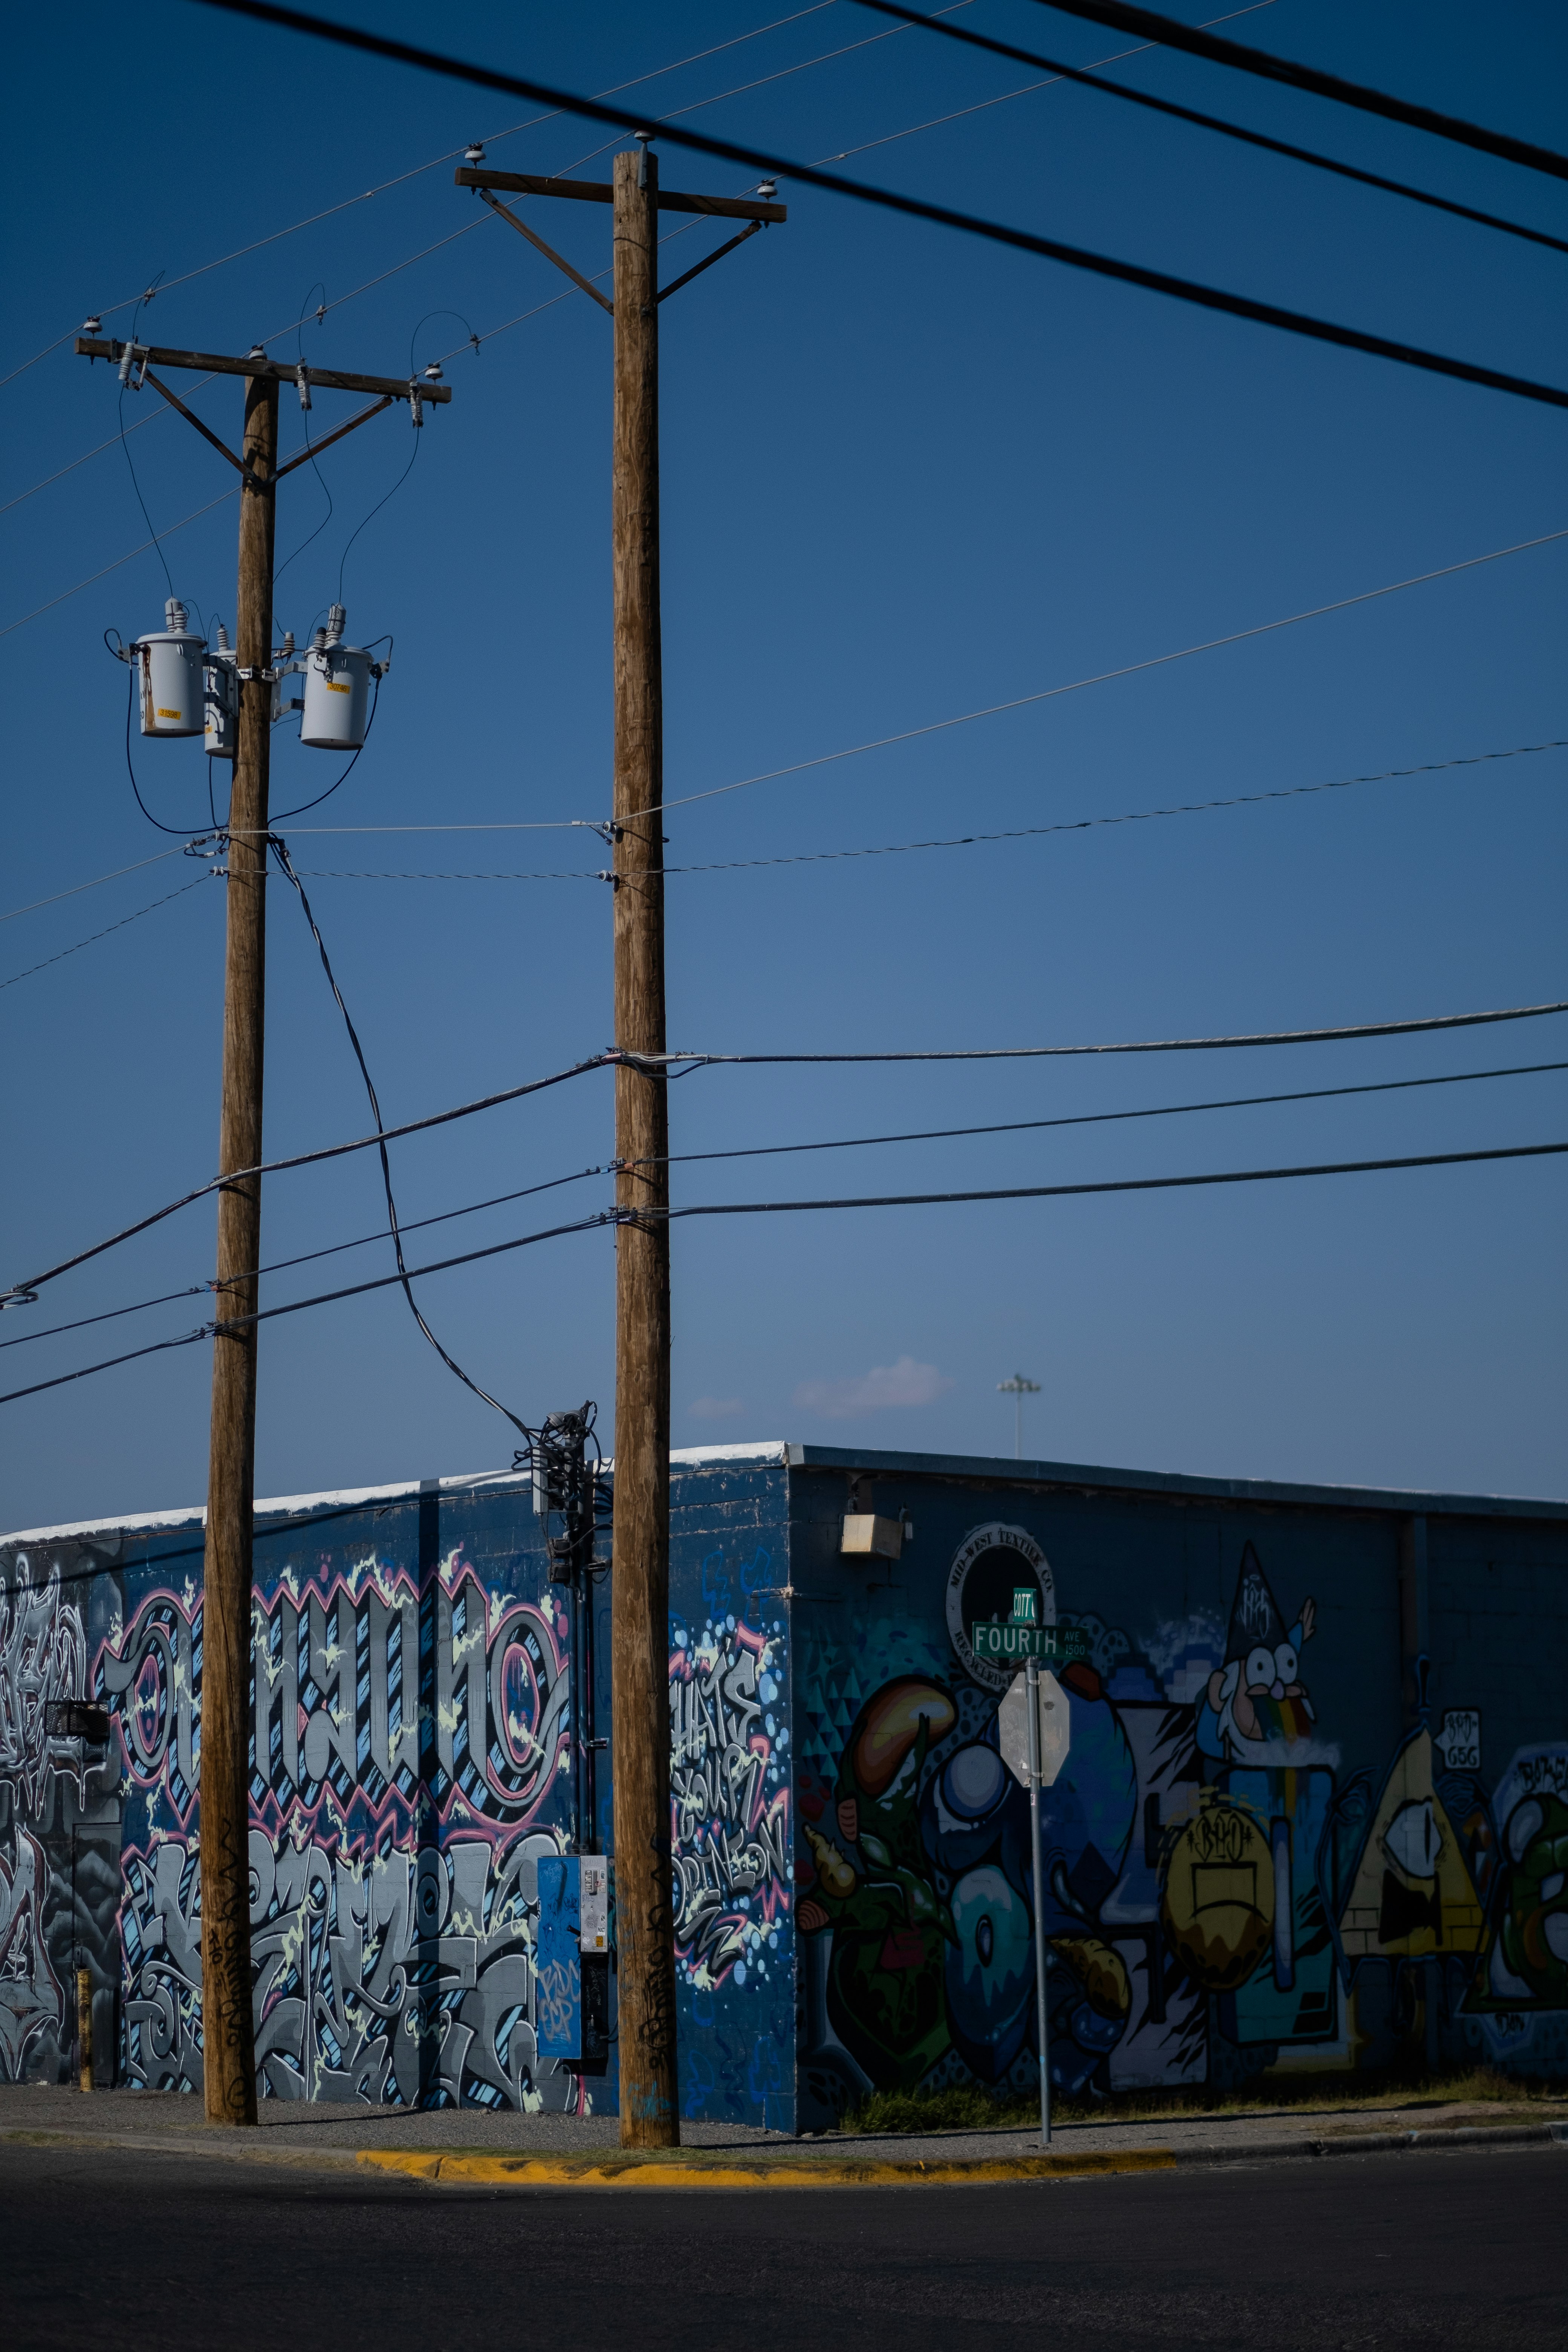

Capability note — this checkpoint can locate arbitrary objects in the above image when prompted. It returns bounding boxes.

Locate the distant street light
[997,1372,1041,1460]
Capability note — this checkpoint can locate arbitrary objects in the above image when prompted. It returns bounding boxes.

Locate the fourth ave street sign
[998,1668,1071,1789]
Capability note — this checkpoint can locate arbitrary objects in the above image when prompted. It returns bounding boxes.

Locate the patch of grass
[837,2064,1560,2138]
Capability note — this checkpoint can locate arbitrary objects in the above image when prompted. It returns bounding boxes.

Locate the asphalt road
[1,2141,1561,2350]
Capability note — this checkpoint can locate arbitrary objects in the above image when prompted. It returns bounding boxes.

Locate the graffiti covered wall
[790,1464,1568,2127]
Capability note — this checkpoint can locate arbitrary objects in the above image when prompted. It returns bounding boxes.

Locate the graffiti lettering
[670,1619,790,1990]
[0,1558,89,1815]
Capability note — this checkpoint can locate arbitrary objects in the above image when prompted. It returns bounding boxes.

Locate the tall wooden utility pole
[453,150,784,2146]
[608,143,677,2146]
[75,335,451,2123]
[201,362,278,2124]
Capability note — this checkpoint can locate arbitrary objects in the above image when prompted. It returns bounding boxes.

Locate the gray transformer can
[301,639,374,749]
[136,599,207,737]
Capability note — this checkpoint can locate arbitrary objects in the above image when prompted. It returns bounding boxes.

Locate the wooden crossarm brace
[141,367,248,474]
[656,219,763,303]
[477,190,614,314]
[272,392,397,479]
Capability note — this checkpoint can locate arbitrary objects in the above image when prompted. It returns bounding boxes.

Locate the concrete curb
[3,2116,1562,2190]
[353,2119,1568,2189]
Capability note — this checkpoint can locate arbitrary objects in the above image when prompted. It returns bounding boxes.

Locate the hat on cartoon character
[1225,1544,1288,1662]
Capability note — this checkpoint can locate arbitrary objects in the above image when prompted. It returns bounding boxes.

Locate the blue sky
[2,0,1564,1531]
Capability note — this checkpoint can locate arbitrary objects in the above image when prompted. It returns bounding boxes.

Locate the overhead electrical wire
[0,873,211,996]
[7,993,1566,1313]
[1023,0,1568,182]
[632,529,1568,821]
[9,1054,1563,1357]
[1,845,192,926]
[850,0,1568,256]
[5,1134,1565,1412]
[268,836,533,1440]
[287,740,1568,881]
[0,2,843,398]
[1,1049,612,1307]
[182,0,1568,413]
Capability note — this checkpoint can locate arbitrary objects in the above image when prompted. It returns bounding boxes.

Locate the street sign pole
[1025,1654,1052,2148]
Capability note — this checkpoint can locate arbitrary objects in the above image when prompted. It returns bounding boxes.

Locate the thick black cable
[337,430,420,608]
[122,666,197,837]
[851,1,1568,257]
[12,1056,1565,1357]
[179,1,1568,416]
[10,995,1565,1311]
[636,998,1568,1073]
[0,874,210,995]
[1,1048,611,1305]
[268,836,533,1440]
[1026,0,1568,183]
[116,287,174,598]
[268,672,380,823]
[652,1141,1568,1226]
[7,1138,1565,1410]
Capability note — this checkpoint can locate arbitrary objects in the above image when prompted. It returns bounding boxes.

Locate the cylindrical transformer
[300,609,374,750]
[205,623,238,760]
[136,598,207,737]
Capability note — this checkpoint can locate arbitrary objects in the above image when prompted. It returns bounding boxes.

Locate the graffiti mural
[796,1533,1351,2121]
[0,1553,117,2084]
[93,1543,585,2109]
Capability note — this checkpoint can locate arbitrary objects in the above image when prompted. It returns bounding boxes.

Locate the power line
[851,0,1568,256]
[1023,0,1568,183]
[8,993,1565,1313]
[2,1049,614,1306]
[269,836,532,1439]
[14,1054,1560,1358]
[635,528,1568,820]
[6,1135,1563,1410]
[0,3,839,398]
[653,1139,1568,1227]
[637,998,1568,1070]
[1,845,192,926]
[0,487,238,642]
[184,0,1568,413]
[0,874,211,995]
[287,740,1568,880]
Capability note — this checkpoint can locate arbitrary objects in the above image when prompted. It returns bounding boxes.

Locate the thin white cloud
[689,1395,744,1420]
[793,1356,954,1421]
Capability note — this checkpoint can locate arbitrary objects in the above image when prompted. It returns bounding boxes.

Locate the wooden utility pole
[609,143,678,2147]
[75,335,450,2125]
[199,364,276,2125]
[453,142,782,2152]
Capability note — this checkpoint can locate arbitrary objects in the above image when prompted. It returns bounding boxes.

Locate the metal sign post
[1025,1654,1051,2149]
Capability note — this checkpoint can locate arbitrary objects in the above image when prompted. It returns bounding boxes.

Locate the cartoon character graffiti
[0,1557,89,1816]
[1196,1545,1317,1766]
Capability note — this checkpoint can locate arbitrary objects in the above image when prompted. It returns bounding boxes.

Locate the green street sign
[969,1619,1093,1667]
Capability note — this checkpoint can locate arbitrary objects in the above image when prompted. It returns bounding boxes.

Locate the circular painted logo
[946,1522,1055,1692]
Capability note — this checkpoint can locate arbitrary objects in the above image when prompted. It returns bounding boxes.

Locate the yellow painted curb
[355,2146,1179,2189]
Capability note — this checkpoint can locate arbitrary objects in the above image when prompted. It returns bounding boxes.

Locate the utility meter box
[205,634,237,759]
[536,1854,611,2072]
[136,599,206,737]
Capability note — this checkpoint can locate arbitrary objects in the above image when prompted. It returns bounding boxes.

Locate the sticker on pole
[998,1669,1070,1789]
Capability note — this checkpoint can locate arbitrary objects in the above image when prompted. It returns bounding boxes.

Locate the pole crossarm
[477,189,615,315]
[141,368,251,475]
[75,337,452,402]
[455,166,787,223]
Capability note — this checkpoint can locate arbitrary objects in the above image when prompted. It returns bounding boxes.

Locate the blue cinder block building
[2,1441,1564,2126]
